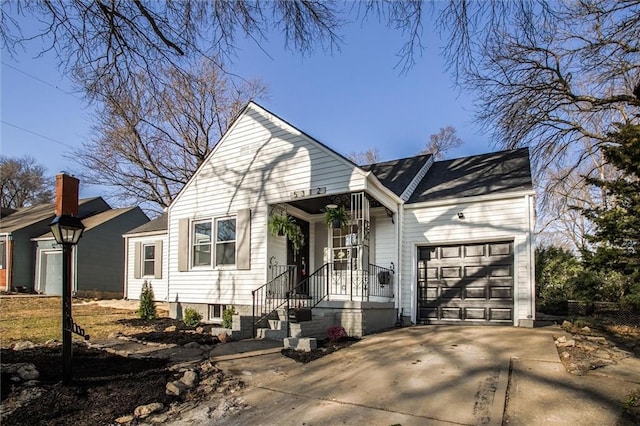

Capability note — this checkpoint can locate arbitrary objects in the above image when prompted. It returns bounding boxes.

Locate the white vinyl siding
[401,195,534,324]
[126,235,168,301]
[168,104,369,306]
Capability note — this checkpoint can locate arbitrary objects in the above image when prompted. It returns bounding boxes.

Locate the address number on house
[290,187,326,199]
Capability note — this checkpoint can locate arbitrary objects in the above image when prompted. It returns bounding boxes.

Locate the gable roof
[170,101,372,210]
[0,197,108,233]
[361,153,432,197]
[407,148,533,204]
[125,213,167,235]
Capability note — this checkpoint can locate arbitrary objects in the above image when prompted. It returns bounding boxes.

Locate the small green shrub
[137,280,157,320]
[183,307,202,327]
[222,306,236,329]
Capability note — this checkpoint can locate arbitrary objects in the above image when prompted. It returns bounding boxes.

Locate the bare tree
[421,125,463,159]
[0,155,53,209]
[1,1,347,97]
[347,148,381,165]
[438,1,640,171]
[71,62,267,213]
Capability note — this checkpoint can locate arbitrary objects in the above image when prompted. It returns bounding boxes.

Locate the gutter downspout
[527,194,536,321]
[396,202,403,323]
[123,235,129,299]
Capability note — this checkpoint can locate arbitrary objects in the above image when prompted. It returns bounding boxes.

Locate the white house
[123,214,168,301]
[130,102,536,337]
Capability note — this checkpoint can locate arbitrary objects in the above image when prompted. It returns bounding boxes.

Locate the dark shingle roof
[408,148,533,204]
[361,154,432,197]
[125,213,167,235]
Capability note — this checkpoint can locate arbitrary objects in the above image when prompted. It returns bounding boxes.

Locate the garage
[417,241,514,325]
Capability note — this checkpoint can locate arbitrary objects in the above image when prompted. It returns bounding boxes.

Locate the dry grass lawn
[0,296,169,346]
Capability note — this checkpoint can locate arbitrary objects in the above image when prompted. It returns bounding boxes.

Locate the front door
[287,218,310,294]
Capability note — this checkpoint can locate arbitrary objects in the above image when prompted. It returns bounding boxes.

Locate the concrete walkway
[210,326,640,425]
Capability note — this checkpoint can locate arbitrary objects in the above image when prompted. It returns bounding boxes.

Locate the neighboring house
[123,214,168,301]
[33,206,149,298]
[146,102,536,336]
[0,197,149,297]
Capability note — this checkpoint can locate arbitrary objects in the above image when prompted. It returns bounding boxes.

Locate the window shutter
[154,240,163,279]
[236,208,251,270]
[178,219,189,272]
[133,242,142,279]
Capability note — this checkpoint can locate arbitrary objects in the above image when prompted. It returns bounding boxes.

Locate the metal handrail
[287,263,331,310]
[251,265,296,338]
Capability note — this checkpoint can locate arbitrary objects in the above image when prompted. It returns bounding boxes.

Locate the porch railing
[327,262,395,300]
[252,265,296,337]
[288,263,331,310]
[252,262,395,337]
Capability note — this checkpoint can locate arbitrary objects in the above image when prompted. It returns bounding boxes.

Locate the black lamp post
[49,214,85,385]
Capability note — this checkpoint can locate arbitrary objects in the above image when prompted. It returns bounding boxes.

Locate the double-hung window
[215,218,236,266]
[192,220,213,267]
[142,244,156,276]
[191,217,236,267]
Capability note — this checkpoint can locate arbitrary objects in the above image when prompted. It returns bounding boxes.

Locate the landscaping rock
[166,380,188,396]
[134,402,164,418]
[195,326,204,334]
[12,341,35,351]
[217,333,232,343]
[181,370,198,388]
[164,325,177,332]
[115,415,134,424]
[557,339,575,348]
[16,364,39,381]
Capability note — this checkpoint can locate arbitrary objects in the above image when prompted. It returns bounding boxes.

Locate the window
[142,244,155,276]
[208,304,227,322]
[0,241,5,269]
[216,218,236,266]
[192,221,212,267]
[190,217,237,267]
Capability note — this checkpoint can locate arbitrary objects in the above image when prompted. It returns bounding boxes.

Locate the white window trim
[190,215,237,270]
[208,303,227,322]
[142,243,155,277]
[215,216,237,268]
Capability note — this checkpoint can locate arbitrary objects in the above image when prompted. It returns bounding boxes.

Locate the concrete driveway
[208,326,640,425]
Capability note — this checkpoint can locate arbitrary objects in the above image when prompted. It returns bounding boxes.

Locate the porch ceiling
[287,193,383,215]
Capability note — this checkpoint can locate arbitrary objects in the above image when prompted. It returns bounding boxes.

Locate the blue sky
[1,12,494,202]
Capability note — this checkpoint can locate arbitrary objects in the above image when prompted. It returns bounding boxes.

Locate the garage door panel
[464,308,487,320]
[489,242,512,256]
[441,266,462,278]
[417,241,514,325]
[489,308,512,321]
[464,244,485,257]
[464,287,487,299]
[489,286,512,299]
[441,307,462,320]
[441,246,461,258]
[440,287,462,299]
[490,265,512,277]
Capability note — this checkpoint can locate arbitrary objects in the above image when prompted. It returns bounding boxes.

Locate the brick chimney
[55,174,80,217]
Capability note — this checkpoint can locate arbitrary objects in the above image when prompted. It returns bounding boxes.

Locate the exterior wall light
[457,212,465,219]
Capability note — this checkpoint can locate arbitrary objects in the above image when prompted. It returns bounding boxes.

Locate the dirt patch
[553,320,640,424]
[1,345,175,425]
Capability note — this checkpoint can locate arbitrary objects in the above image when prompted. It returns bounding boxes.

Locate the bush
[137,281,157,320]
[222,306,236,329]
[183,308,202,327]
[327,325,348,342]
